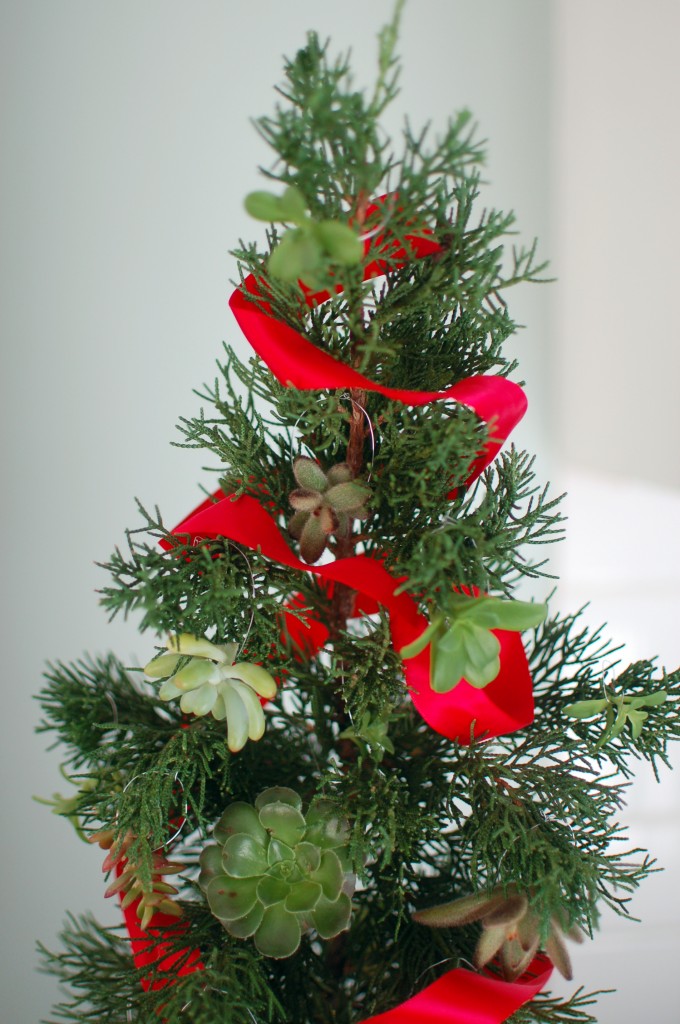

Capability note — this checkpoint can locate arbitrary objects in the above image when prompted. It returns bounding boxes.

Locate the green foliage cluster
[37,10,679,1024]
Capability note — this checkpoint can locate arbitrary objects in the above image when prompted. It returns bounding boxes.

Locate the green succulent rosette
[199,787,354,958]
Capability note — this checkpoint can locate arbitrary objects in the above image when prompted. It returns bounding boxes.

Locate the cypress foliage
[37,9,679,1024]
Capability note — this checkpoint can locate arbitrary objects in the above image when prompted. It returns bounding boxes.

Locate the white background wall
[1,2,677,1022]
[549,2,680,1018]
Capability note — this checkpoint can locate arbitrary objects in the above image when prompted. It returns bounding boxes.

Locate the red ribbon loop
[361,958,552,1024]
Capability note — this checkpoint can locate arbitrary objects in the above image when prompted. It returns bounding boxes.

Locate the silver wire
[357,192,397,242]
[121,770,187,851]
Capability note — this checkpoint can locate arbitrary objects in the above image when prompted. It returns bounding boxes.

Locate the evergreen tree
[37,9,680,1024]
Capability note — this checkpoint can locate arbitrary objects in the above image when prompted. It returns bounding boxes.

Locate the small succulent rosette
[288,456,371,564]
[413,885,584,981]
[199,787,354,958]
[89,829,184,931]
[144,634,277,753]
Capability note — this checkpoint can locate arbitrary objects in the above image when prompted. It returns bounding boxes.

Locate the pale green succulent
[144,634,277,753]
[400,594,547,692]
[199,787,354,959]
[244,184,362,290]
[564,687,667,747]
[413,886,585,981]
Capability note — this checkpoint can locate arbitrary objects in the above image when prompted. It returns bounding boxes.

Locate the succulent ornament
[33,765,98,842]
[89,829,184,931]
[413,886,585,981]
[339,712,396,762]
[288,456,371,564]
[400,593,547,692]
[199,787,354,958]
[244,184,362,290]
[144,634,277,753]
[564,686,667,747]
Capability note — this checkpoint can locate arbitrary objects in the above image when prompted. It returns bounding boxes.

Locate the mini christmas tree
[37,8,680,1024]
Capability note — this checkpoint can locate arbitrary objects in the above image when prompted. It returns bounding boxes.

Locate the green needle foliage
[36,9,680,1024]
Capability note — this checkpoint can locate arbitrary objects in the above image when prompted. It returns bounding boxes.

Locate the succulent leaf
[255,903,302,958]
[173,659,217,692]
[563,698,609,719]
[256,874,292,907]
[310,849,344,900]
[168,634,226,661]
[224,901,265,939]
[285,880,323,913]
[258,802,307,846]
[158,677,183,701]
[482,893,528,926]
[229,662,278,699]
[412,890,506,928]
[313,220,362,264]
[293,456,329,493]
[244,190,288,222]
[299,512,329,564]
[206,874,259,922]
[198,844,223,889]
[311,892,352,939]
[268,839,295,867]
[221,683,251,753]
[295,842,322,874]
[325,481,371,513]
[475,922,508,968]
[544,929,573,981]
[143,652,182,678]
[326,462,353,485]
[229,678,267,741]
[305,801,350,848]
[179,682,219,717]
[288,510,308,540]
[215,803,268,846]
[256,787,303,811]
[289,488,323,512]
[222,834,269,878]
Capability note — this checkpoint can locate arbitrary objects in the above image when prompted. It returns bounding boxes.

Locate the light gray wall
[552,0,680,488]
[1,1,550,1020]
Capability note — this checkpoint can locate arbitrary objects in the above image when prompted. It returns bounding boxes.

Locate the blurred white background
[1,1,678,1021]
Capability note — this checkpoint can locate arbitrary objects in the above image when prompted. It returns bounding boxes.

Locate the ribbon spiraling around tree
[165,491,535,743]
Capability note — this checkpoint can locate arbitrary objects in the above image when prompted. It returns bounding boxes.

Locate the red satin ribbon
[115,866,203,991]
[230,290,525,489]
[362,958,552,1024]
[165,492,534,743]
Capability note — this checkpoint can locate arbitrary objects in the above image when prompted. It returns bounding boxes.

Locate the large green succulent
[199,787,354,958]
